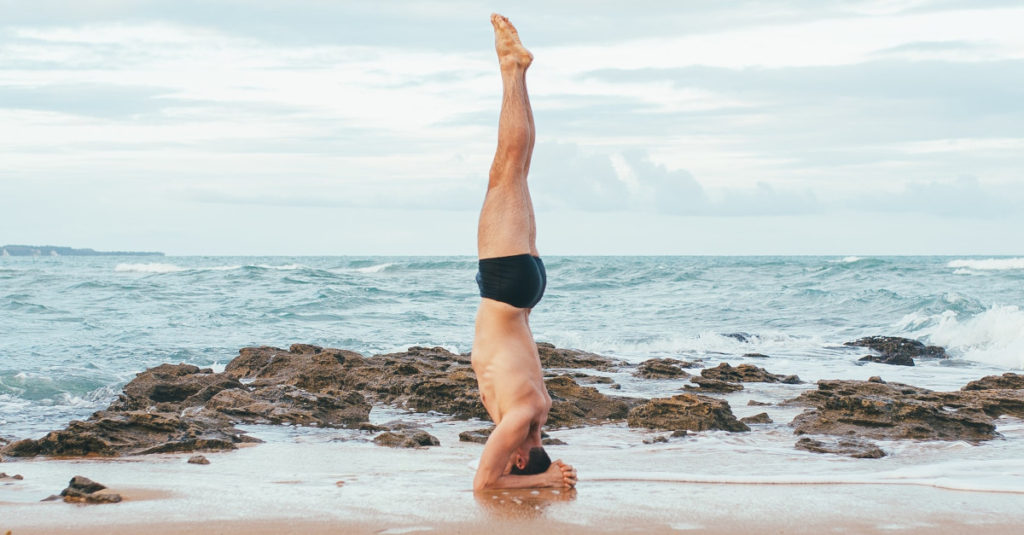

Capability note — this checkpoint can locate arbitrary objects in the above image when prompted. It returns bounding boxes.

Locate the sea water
[1,255,1023,495]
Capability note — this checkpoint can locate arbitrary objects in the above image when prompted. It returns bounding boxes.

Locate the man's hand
[547,459,577,488]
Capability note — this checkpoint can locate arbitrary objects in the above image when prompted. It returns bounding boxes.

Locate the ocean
[2,255,1024,495]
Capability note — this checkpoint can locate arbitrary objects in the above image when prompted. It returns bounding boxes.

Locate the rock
[962,373,1024,391]
[858,354,914,366]
[60,476,123,504]
[459,428,493,444]
[205,385,370,427]
[627,394,749,432]
[634,358,696,379]
[108,363,242,412]
[670,430,688,438]
[0,472,24,480]
[355,346,487,420]
[928,388,1024,420]
[225,344,370,392]
[868,376,886,383]
[845,336,947,363]
[700,363,801,384]
[747,400,770,406]
[373,430,440,448]
[542,437,567,446]
[187,455,210,465]
[684,377,744,393]
[555,372,617,385]
[788,380,998,441]
[2,342,643,458]
[544,376,640,428]
[642,435,669,444]
[723,332,753,343]
[740,412,773,424]
[536,343,622,370]
[2,410,256,457]
[743,353,770,359]
[795,437,886,459]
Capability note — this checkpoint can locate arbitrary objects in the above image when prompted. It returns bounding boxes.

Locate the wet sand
[4,420,1024,535]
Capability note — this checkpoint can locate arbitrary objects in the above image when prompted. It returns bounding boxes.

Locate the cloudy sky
[2,0,1022,255]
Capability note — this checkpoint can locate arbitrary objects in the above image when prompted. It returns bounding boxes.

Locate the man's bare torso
[471,300,551,427]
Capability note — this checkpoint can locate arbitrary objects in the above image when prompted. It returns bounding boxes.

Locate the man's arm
[473,410,570,491]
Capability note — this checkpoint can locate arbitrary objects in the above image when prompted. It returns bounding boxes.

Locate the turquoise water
[2,255,1023,439]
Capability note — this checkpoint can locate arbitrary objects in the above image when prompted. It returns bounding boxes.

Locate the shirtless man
[471,14,577,492]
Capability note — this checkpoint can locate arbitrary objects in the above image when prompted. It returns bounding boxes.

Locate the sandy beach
[5,416,1024,535]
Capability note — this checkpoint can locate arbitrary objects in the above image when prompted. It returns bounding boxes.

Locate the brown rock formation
[60,476,122,504]
[845,336,947,366]
[795,437,886,459]
[373,430,440,448]
[633,358,697,379]
[627,393,749,432]
[740,412,773,424]
[545,375,640,427]
[788,379,999,441]
[700,363,801,384]
[684,377,744,393]
[536,342,622,370]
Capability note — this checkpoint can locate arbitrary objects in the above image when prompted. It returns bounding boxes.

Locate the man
[471,14,578,491]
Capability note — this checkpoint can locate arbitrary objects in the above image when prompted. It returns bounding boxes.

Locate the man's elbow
[473,473,496,492]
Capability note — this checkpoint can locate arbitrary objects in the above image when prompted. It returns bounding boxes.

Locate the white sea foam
[840,256,863,263]
[204,265,243,271]
[537,330,825,363]
[948,258,1024,271]
[913,305,1024,369]
[254,263,305,270]
[354,263,395,274]
[114,262,186,273]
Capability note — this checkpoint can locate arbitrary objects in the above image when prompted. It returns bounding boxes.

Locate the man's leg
[478,14,536,260]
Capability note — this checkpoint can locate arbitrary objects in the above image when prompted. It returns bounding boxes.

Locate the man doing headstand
[471,14,578,491]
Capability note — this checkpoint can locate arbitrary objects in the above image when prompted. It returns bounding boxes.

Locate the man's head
[508,446,551,476]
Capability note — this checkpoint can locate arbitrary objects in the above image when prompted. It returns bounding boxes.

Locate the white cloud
[2,1,1023,254]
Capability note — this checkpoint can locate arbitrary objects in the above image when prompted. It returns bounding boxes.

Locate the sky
[1,0,1022,256]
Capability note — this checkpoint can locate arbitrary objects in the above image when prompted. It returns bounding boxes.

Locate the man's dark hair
[509,446,551,476]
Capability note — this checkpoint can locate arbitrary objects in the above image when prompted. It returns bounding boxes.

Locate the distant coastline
[0,245,164,257]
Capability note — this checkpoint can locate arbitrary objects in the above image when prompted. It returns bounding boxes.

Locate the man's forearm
[480,472,558,490]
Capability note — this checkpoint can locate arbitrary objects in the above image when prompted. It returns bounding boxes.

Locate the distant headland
[1,245,164,257]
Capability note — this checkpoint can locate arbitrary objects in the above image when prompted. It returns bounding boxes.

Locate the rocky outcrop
[627,394,749,432]
[2,410,256,457]
[59,476,122,504]
[633,358,696,379]
[205,385,370,427]
[962,373,1024,391]
[2,343,633,458]
[846,336,946,366]
[536,343,622,370]
[459,428,493,444]
[545,375,640,428]
[795,437,886,459]
[700,363,801,384]
[373,430,440,448]
[787,379,999,441]
[108,363,242,412]
[740,412,773,424]
[684,377,744,393]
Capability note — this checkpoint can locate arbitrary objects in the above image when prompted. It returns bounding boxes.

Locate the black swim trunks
[476,254,546,309]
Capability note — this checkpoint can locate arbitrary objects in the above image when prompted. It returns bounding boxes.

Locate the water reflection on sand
[474,488,577,520]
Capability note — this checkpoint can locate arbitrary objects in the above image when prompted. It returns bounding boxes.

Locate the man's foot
[491,13,533,71]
